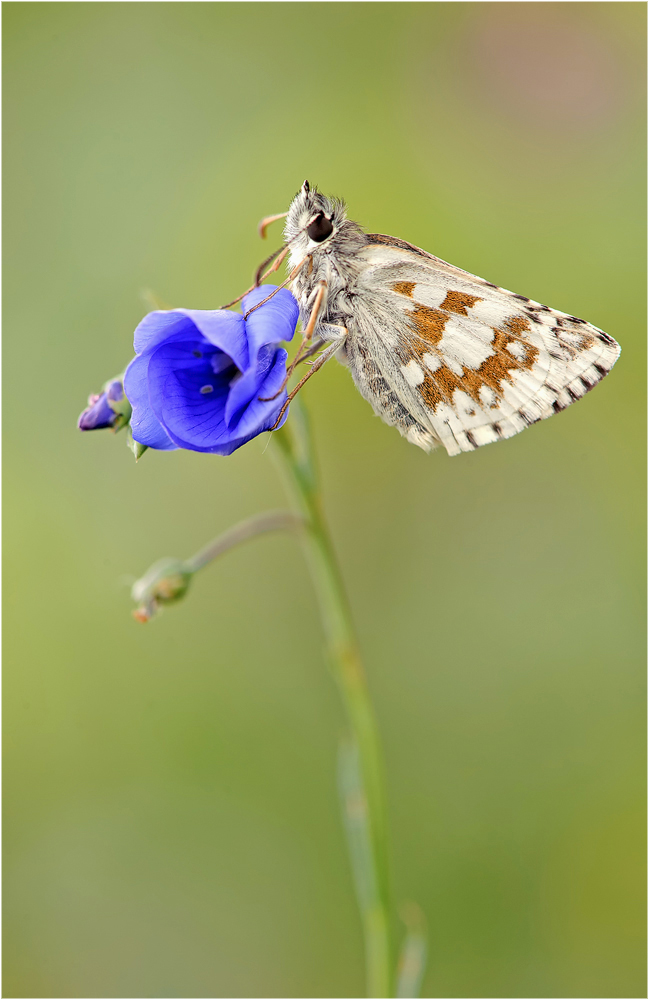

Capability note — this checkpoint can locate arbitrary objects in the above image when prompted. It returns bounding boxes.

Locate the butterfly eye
[307,213,334,243]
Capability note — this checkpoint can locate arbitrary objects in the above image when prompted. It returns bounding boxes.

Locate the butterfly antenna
[258,212,288,240]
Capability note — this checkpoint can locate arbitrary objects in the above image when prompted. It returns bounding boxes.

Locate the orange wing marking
[438,290,482,315]
[392,281,416,297]
[403,314,539,412]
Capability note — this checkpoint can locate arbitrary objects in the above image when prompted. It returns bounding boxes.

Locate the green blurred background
[3,3,646,997]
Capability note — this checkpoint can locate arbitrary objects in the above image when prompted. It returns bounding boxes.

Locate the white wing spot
[445,356,465,378]
[401,360,424,386]
[506,341,526,359]
[422,352,442,373]
[558,331,584,348]
[470,298,520,328]
[408,284,448,310]
[437,316,495,370]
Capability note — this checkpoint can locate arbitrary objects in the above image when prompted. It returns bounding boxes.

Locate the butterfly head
[284,180,347,266]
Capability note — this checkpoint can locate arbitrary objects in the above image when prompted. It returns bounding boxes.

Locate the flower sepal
[105,376,132,431]
[126,428,148,462]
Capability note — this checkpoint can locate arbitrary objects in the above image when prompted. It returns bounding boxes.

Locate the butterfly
[251,181,620,456]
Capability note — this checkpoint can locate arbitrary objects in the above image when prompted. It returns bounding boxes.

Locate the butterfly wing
[343,235,620,456]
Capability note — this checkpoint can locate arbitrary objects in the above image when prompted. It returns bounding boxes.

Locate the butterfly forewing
[346,236,620,456]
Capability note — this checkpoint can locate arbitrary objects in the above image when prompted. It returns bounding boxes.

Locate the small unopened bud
[131,557,192,622]
[78,377,131,432]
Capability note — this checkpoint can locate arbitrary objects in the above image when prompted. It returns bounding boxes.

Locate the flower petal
[174,309,249,371]
[133,311,199,355]
[134,309,249,373]
[224,343,278,428]
[242,286,299,361]
[146,338,241,452]
[219,287,297,431]
[226,347,290,439]
[124,354,177,450]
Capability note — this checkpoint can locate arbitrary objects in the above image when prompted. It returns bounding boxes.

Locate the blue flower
[78,378,131,431]
[123,286,298,455]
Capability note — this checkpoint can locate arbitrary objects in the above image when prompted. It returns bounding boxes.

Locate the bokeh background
[4,3,646,997]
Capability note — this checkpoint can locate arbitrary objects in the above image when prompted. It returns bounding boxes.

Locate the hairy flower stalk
[272,402,393,998]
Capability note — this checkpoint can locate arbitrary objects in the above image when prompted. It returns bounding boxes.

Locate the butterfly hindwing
[343,236,620,456]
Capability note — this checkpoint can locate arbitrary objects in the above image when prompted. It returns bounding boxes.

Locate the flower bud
[78,377,131,432]
[131,557,192,622]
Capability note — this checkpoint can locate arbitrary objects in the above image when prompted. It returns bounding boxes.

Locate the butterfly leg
[259,280,328,401]
[296,323,347,368]
[254,243,291,287]
[270,340,341,431]
[301,280,328,341]
[298,336,327,362]
[284,322,346,372]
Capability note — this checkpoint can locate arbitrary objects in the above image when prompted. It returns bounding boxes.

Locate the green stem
[271,403,393,998]
[185,510,305,573]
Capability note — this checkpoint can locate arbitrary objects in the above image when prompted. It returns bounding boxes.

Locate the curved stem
[271,404,393,998]
[131,511,305,622]
[186,510,305,573]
